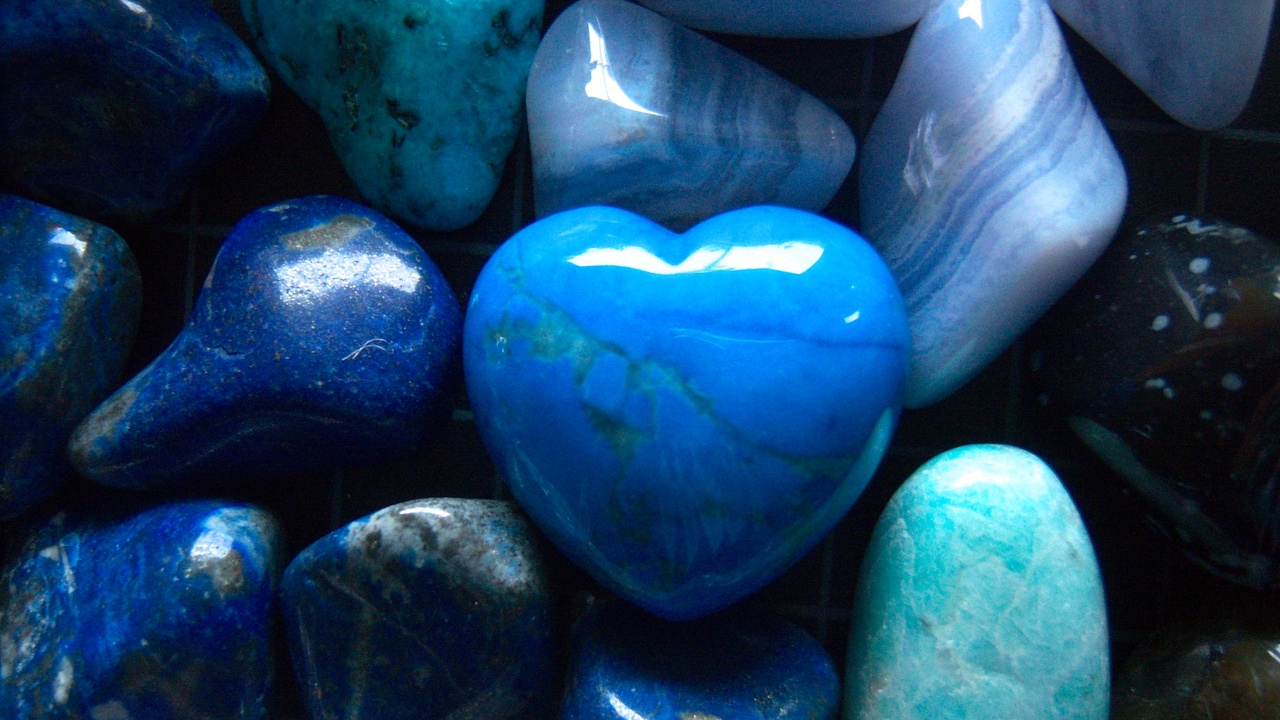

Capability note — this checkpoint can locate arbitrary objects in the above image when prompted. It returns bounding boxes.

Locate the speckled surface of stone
[243,0,542,231]
[281,498,555,720]
[1033,213,1280,588]
[68,195,461,489]
[0,195,141,518]
[0,500,283,720]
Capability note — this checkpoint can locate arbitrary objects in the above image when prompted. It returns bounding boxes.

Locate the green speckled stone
[242,0,542,231]
[845,444,1109,720]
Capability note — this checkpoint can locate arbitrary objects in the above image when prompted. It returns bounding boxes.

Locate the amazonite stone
[845,445,1109,720]
[859,0,1127,408]
[242,0,542,231]
[1050,0,1276,130]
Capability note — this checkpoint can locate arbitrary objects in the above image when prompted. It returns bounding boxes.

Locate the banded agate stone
[527,0,855,231]
[859,0,1127,408]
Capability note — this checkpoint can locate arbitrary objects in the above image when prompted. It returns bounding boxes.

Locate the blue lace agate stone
[0,196,141,518]
[464,205,909,620]
[1050,0,1276,130]
[69,196,461,489]
[243,0,542,231]
[282,499,554,720]
[562,600,839,720]
[636,0,928,38]
[0,0,269,222]
[526,0,855,231]
[845,445,1109,720]
[0,500,282,720]
[1033,214,1280,588]
[859,0,1127,408]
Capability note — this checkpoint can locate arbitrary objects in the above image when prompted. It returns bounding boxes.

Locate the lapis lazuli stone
[1032,213,1280,589]
[69,195,462,489]
[282,498,554,720]
[636,0,928,38]
[561,599,839,720]
[859,0,1127,408]
[0,195,141,518]
[0,0,269,222]
[845,445,1110,720]
[526,0,855,231]
[464,205,909,620]
[242,0,542,231]
[1050,0,1276,130]
[0,500,282,720]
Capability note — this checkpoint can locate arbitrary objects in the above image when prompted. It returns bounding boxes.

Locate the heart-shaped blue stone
[464,205,909,620]
[69,195,462,489]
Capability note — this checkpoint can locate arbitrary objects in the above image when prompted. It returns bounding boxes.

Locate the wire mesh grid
[6,1,1279,716]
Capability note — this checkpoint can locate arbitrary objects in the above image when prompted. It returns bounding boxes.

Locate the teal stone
[242,0,542,231]
[845,445,1109,720]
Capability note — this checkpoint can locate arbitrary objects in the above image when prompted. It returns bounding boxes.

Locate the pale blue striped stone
[845,445,1109,720]
[859,0,1127,408]
[1050,0,1276,130]
[527,0,855,231]
[635,0,929,38]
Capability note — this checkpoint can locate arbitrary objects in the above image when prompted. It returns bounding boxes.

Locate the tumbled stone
[464,205,909,620]
[1033,213,1280,588]
[0,500,282,720]
[561,599,838,720]
[0,195,141,518]
[635,0,929,38]
[1050,0,1276,130]
[1113,613,1280,720]
[69,195,461,489]
[859,0,1127,408]
[527,0,855,231]
[0,0,269,222]
[845,444,1110,720]
[281,498,554,720]
[243,0,542,231]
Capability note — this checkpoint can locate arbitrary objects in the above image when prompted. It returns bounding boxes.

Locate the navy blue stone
[0,0,269,222]
[464,205,909,620]
[0,499,283,720]
[281,498,555,720]
[0,195,141,519]
[561,599,839,720]
[68,195,462,489]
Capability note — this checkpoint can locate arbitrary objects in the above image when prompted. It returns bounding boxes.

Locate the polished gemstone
[282,499,554,720]
[1050,0,1276,130]
[561,600,838,720]
[1113,613,1280,720]
[0,0,268,222]
[464,205,909,620]
[69,196,461,489]
[636,0,928,38]
[526,0,855,231]
[859,0,1127,408]
[0,500,282,720]
[0,195,140,518]
[845,445,1110,720]
[1032,213,1280,588]
[243,0,542,231]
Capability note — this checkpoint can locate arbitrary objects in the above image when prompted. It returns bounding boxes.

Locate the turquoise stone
[845,445,1109,720]
[242,0,542,231]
